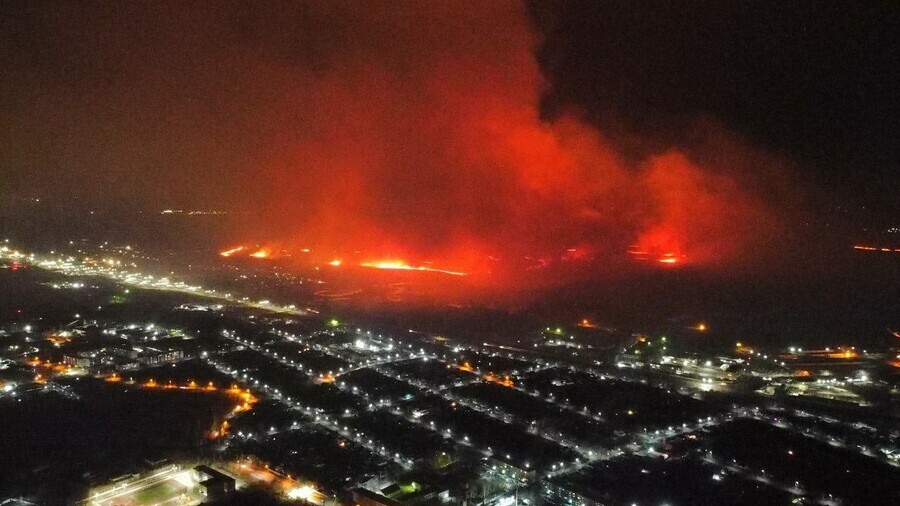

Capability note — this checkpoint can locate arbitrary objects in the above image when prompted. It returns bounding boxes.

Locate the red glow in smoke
[226,1,793,289]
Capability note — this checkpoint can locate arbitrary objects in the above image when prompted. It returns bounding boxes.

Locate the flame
[328,259,342,266]
[628,245,684,266]
[250,249,270,258]
[359,260,466,276]
[220,246,245,257]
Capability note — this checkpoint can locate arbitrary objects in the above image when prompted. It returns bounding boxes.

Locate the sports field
[87,468,202,506]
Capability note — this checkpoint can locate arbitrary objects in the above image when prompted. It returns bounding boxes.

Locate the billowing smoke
[237,0,796,278]
[1,0,803,287]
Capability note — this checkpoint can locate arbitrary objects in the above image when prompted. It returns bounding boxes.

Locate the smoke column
[232,0,795,280]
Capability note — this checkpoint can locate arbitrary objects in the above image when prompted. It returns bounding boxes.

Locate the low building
[348,488,403,506]
[193,465,235,500]
[541,479,604,506]
[485,457,535,484]
[62,350,103,369]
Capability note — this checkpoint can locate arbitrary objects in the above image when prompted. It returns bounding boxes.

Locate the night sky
[530,0,900,213]
[2,1,898,277]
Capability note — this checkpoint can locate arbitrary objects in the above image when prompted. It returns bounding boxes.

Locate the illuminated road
[0,245,314,318]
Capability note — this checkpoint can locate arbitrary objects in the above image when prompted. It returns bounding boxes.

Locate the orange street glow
[826,349,858,360]
[485,372,514,388]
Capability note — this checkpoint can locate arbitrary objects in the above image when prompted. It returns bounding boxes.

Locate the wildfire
[628,246,684,266]
[853,245,900,253]
[359,260,466,276]
[219,246,245,257]
[219,245,274,259]
[328,259,342,266]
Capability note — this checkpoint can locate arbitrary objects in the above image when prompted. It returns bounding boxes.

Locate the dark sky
[1,1,897,273]
[529,0,900,213]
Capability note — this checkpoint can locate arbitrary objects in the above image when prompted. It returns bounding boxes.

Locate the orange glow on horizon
[185,0,796,291]
[854,245,900,253]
